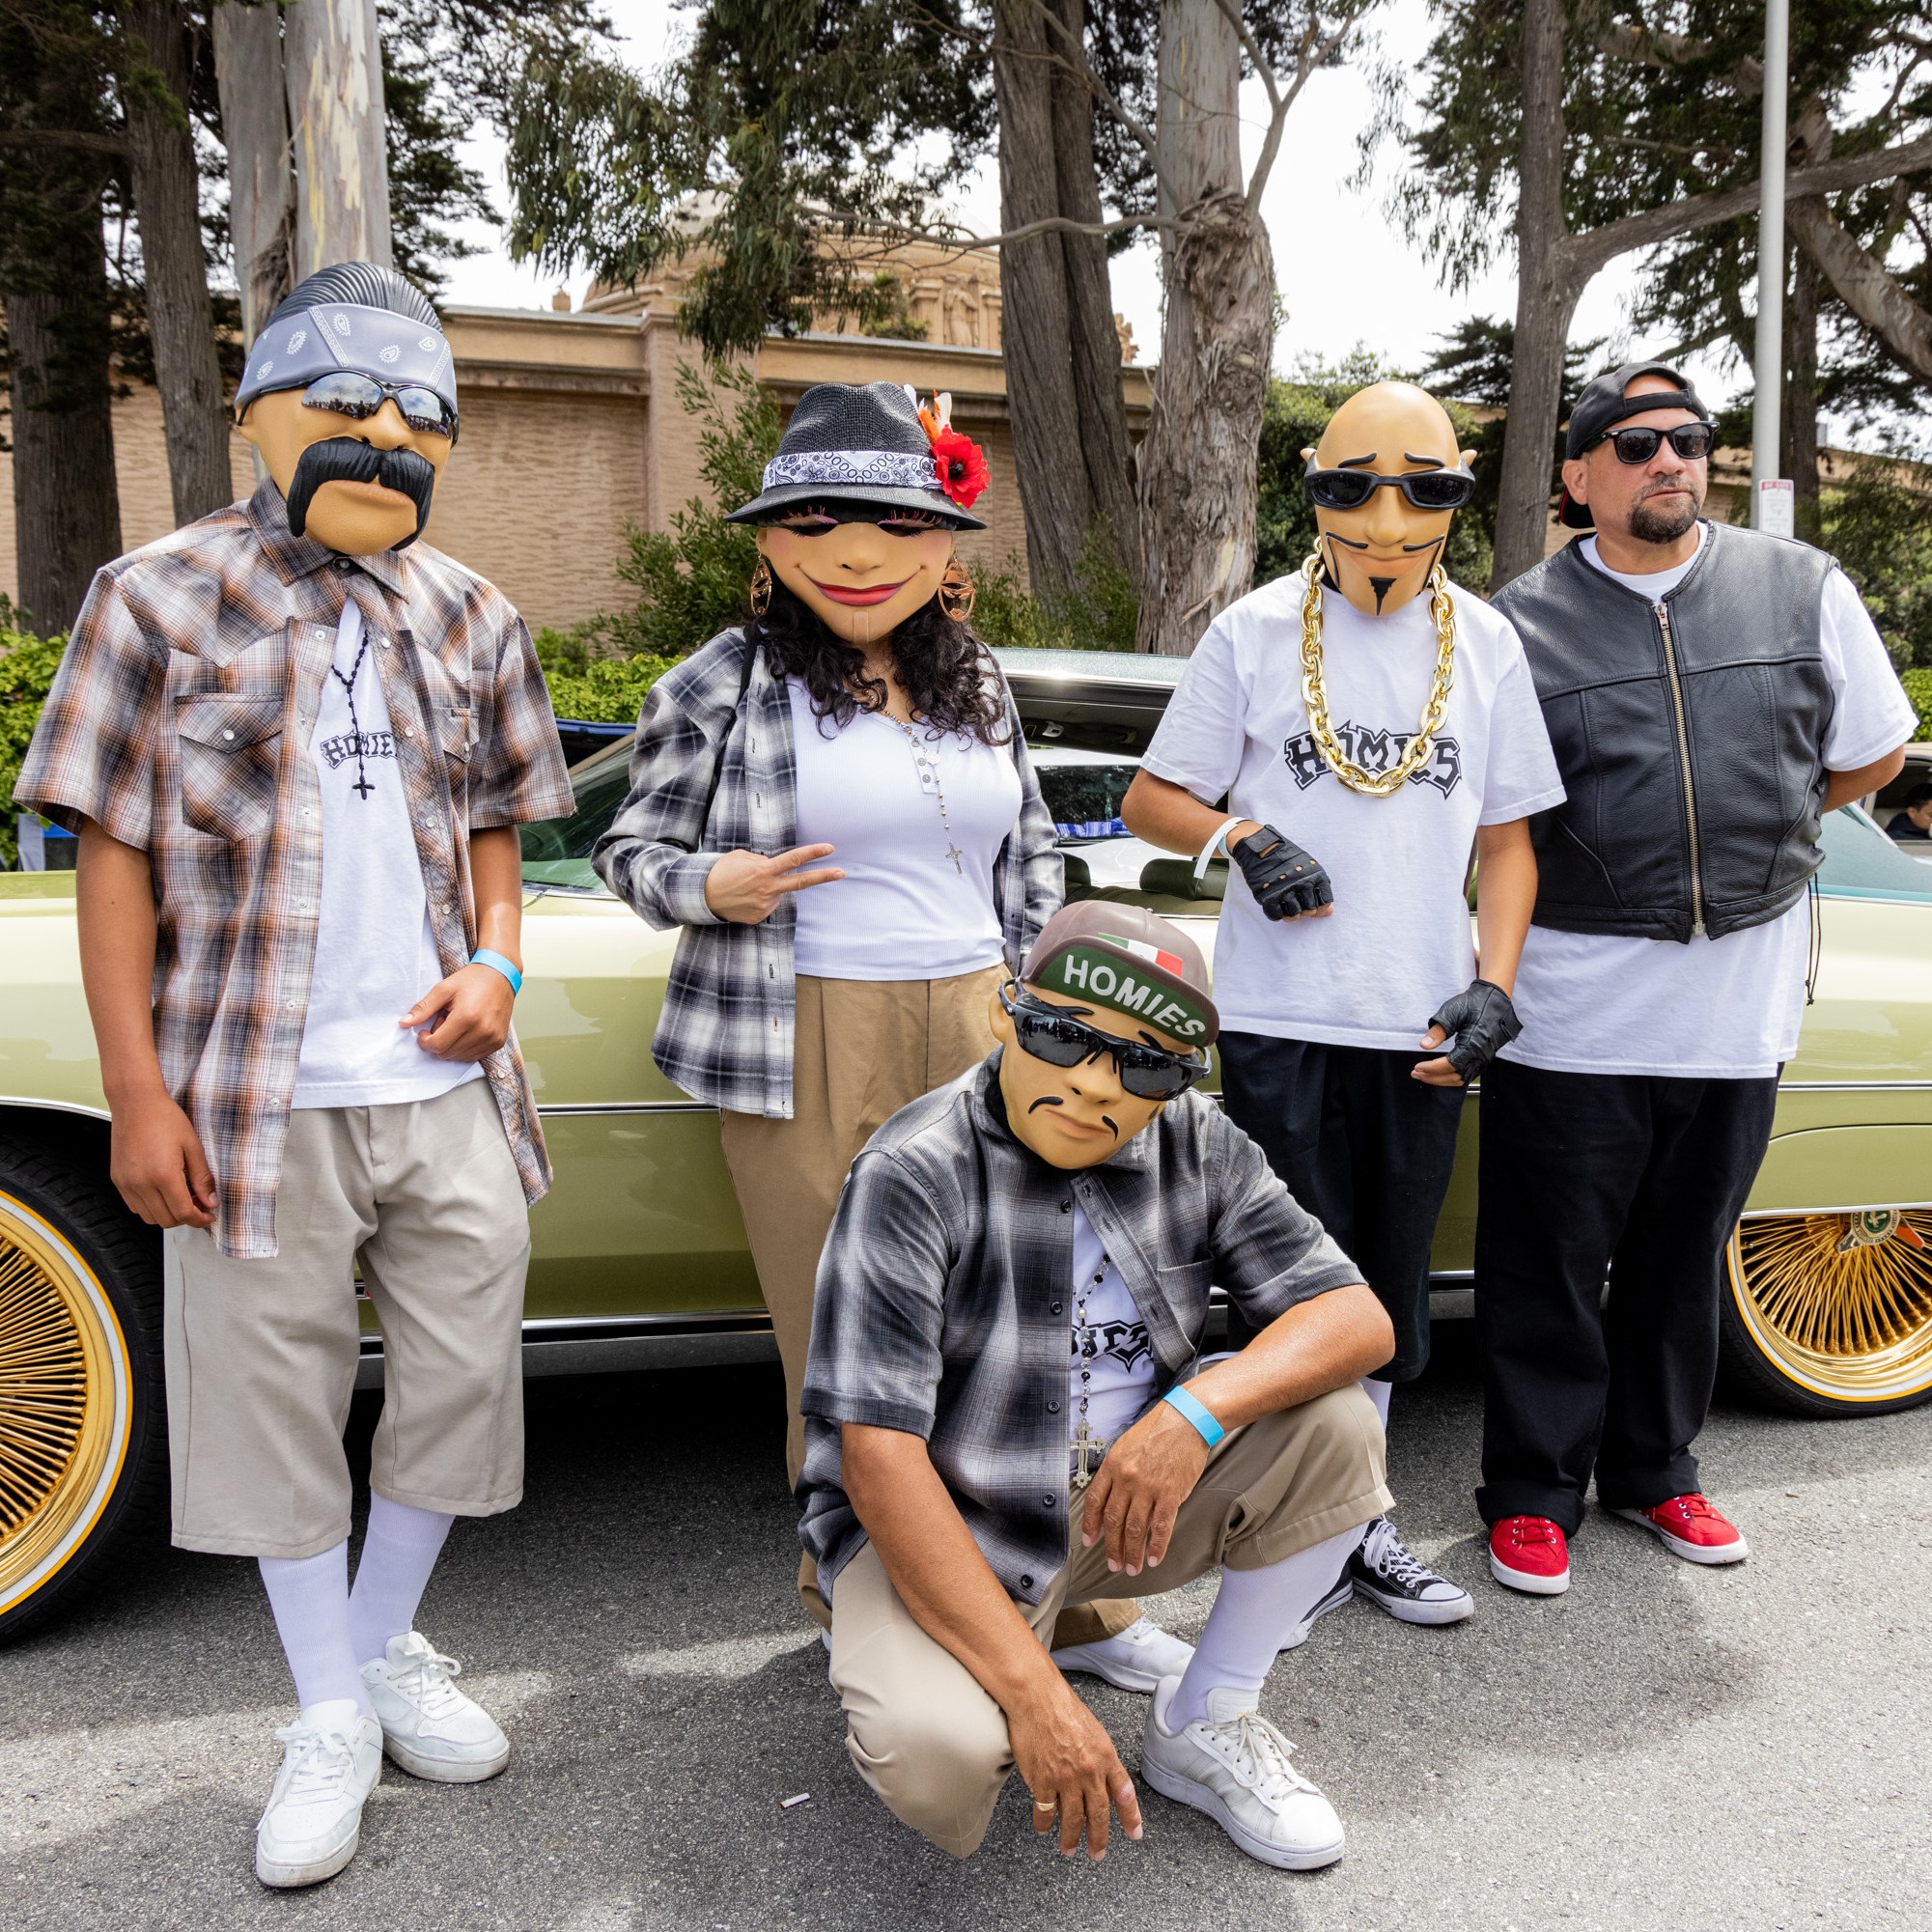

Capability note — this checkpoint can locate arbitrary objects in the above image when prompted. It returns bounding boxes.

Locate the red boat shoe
[1488,1516,1571,1595]
[1613,1494,1749,1565]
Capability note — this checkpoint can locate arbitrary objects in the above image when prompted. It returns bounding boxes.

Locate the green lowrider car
[5,649,1931,1639]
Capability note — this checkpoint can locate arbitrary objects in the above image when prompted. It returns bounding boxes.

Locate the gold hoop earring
[748,556,773,618]
[938,558,975,624]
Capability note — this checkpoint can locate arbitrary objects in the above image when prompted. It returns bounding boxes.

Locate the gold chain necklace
[1297,550,1458,798]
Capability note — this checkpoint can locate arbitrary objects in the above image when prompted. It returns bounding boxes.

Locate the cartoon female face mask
[1301,381,1478,618]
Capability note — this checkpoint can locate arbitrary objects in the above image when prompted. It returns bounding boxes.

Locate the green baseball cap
[1020,901,1219,1046]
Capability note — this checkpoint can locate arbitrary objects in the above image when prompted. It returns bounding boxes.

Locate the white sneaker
[360,1632,510,1782]
[1140,1677,1345,1870]
[254,1699,383,1889]
[1050,1613,1195,1693]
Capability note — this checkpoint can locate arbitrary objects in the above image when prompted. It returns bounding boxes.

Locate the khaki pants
[162,1079,531,1558]
[720,967,1137,1647]
[826,1384,1391,1858]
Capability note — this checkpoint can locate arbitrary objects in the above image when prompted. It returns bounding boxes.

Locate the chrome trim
[355,1310,776,1387]
[0,1094,111,1122]
[537,1101,719,1116]
[1740,1198,1932,1220]
[1775,1080,1932,1092]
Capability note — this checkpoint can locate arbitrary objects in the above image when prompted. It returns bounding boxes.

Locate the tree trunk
[1134,191,1274,657]
[1781,244,1821,544]
[7,221,123,632]
[283,0,392,276]
[1491,0,1575,591]
[125,0,232,524]
[990,0,1138,599]
[1134,0,1266,657]
[1788,192,1932,389]
[211,0,294,342]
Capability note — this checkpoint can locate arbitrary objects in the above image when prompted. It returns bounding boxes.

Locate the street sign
[1755,477,1796,538]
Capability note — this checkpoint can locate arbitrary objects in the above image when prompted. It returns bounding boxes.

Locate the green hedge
[1903,668,1932,742]
[1,630,68,868]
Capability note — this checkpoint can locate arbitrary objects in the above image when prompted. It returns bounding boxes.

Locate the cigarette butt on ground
[778,1792,811,1810]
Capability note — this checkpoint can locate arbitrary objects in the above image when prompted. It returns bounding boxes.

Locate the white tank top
[787,678,1020,981]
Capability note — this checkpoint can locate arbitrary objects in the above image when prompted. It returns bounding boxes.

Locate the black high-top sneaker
[1347,1516,1474,1625]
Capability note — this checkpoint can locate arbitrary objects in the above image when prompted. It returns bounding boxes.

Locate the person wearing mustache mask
[1475,363,1916,1594]
[1123,380,1566,1635]
[14,261,573,1889]
[796,901,1395,1869]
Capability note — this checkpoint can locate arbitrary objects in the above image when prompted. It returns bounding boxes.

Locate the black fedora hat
[726,380,987,529]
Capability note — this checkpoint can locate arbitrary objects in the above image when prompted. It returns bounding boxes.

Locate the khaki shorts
[163,1078,531,1558]
[827,1383,1391,1857]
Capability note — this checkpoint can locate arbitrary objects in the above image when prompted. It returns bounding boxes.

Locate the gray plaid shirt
[593,629,1060,1117]
[797,1054,1363,1605]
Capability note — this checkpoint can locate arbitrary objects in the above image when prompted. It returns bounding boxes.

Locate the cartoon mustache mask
[285,437,439,549]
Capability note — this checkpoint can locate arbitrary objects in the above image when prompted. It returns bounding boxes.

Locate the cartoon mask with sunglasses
[726,379,990,645]
[988,903,1218,1172]
[1301,380,1478,618]
[234,263,461,556]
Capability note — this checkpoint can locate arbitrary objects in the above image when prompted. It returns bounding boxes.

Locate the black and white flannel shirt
[592,629,1062,1118]
[797,1054,1363,1605]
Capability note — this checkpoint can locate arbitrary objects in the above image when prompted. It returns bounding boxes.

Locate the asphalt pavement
[4,1324,1928,1932]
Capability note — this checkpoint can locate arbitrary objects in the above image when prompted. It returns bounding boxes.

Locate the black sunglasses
[1302,459,1477,512]
[301,372,459,441]
[999,981,1209,1101]
[1590,423,1714,464]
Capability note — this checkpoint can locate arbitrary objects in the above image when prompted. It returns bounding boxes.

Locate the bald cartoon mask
[1302,382,1477,617]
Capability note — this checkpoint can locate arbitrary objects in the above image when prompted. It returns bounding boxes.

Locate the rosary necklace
[332,630,376,800]
[1070,1249,1111,1492]
[1298,550,1458,797]
[882,712,966,875]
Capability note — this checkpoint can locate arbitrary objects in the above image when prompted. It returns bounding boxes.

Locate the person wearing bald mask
[1124,380,1565,1634]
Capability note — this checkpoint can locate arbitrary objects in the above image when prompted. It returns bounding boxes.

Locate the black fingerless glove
[1232,824,1333,920]
[1426,978,1522,1082]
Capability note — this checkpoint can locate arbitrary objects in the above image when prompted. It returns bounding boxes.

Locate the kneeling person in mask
[798,904,1395,1868]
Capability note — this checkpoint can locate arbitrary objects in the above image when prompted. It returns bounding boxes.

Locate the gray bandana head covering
[235,261,456,423]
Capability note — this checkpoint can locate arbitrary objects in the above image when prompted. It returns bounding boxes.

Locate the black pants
[1473,1057,1778,1533]
[1219,1033,1466,1382]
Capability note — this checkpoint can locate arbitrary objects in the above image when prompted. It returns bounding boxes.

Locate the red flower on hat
[931,426,989,510]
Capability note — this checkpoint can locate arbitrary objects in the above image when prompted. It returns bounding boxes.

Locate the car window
[519,746,630,891]
[1817,804,1932,901]
[1033,756,1140,842]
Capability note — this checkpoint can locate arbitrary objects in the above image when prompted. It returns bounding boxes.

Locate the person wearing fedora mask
[1123,380,1564,1636]
[593,380,1168,1681]
[14,261,574,1886]
[798,901,1395,1868]
[1478,361,1916,1593]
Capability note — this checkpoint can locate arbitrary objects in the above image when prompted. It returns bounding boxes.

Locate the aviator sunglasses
[301,372,459,442]
[1302,458,1477,513]
[1588,422,1715,464]
[998,980,1210,1101]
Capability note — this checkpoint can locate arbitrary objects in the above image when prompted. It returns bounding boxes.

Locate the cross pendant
[944,840,965,875]
[1070,1419,1105,1493]
[351,774,374,799]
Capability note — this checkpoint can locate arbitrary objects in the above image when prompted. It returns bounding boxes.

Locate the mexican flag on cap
[1019,900,1221,1046]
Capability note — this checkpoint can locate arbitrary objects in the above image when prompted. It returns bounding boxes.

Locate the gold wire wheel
[0,1190,133,1618]
[1727,1209,1932,1406]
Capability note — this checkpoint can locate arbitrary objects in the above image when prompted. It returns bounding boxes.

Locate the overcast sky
[441,0,1748,408]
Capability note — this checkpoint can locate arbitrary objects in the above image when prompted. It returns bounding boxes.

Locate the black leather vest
[1492,522,1835,942]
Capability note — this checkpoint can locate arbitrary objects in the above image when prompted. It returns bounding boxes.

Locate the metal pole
[1750,0,1790,528]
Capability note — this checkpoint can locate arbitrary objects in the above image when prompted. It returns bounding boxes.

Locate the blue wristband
[1162,1385,1225,1448]
[469,948,522,995]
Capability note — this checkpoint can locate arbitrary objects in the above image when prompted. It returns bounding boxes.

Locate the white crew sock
[259,1541,375,1719]
[348,1494,456,1666]
[1165,1524,1364,1730]
[1361,1376,1393,1427]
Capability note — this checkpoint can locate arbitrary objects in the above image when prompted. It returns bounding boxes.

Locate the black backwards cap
[1558,359,1714,529]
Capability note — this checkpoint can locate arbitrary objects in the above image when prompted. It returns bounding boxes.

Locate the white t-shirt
[1504,529,1918,1078]
[1142,574,1566,1050]
[1069,1204,1157,1472]
[788,680,1020,981]
[291,602,482,1108]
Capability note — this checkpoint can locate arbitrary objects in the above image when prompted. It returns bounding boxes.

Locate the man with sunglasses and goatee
[16,262,572,1887]
[798,902,1396,1870]
[1124,380,1564,1636]
[1477,362,1915,1595]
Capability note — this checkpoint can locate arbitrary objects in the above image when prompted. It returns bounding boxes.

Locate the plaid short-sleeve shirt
[13,482,574,1258]
[797,1055,1364,1604]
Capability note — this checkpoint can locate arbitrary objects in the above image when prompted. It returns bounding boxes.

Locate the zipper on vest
[1655,600,1705,936]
